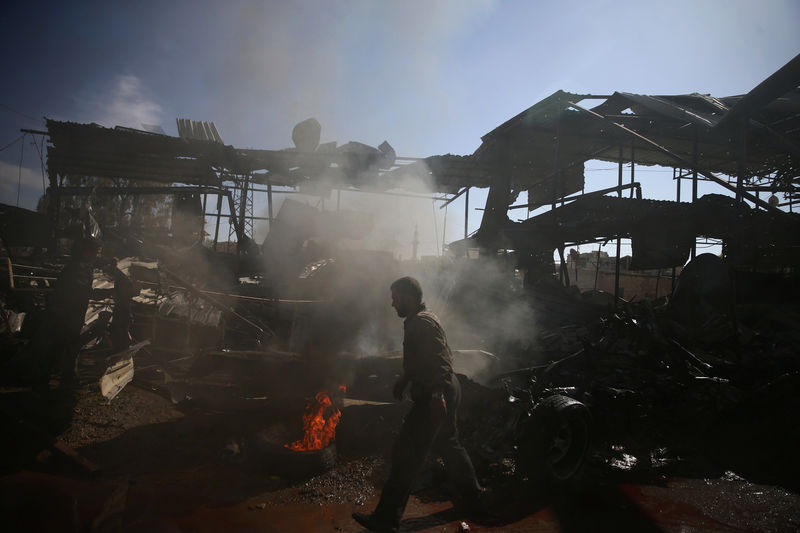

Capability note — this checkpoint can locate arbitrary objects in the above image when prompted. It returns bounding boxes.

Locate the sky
[1,0,798,258]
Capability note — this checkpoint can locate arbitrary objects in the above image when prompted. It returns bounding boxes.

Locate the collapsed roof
[43,55,800,230]
[45,84,800,198]
[391,54,800,204]
[45,118,400,191]
[392,86,800,202]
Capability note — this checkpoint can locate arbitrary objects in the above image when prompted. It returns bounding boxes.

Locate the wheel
[518,394,591,485]
[248,429,337,480]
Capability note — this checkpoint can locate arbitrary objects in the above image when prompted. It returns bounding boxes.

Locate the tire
[249,431,337,480]
[518,394,591,486]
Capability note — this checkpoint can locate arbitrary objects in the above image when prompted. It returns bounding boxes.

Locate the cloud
[96,75,163,129]
[0,160,45,208]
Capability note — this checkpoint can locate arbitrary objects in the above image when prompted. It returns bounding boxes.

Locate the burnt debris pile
[478,254,800,491]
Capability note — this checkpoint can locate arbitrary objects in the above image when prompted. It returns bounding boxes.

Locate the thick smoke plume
[257,163,535,385]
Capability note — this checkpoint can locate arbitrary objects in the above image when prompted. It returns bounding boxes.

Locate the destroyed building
[1,52,799,532]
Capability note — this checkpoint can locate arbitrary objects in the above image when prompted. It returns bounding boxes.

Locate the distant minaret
[412,224,419,261]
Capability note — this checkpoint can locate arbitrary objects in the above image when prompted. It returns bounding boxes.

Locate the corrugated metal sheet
[141,123,166,135]
[614,93,723,128]
[158,291,223,326]
[176,118,224,144]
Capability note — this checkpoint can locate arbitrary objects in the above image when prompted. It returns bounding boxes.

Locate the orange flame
[285,386,346,452]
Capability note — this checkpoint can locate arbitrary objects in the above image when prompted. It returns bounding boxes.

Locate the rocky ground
[1,346,800,532]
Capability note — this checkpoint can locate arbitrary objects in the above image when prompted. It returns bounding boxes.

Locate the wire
[0,134,24,153]
[0,103,43,124]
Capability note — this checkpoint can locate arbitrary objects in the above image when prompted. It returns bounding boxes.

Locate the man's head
[390,276,422,318]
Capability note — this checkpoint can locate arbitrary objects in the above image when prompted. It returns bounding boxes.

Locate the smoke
[415,254,536,353]
[335,178,447,260]
[95,75,163,129]
[259,161,535,380]
[192,0,533,369]
[258,166,449,260]
[211,0,496,153]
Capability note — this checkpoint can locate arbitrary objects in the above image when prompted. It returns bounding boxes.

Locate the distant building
[565,249,681,301]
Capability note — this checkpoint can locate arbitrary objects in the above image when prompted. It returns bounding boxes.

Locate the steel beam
[507,182,641,210]
[439,186,468,209]
[567,101,789,216]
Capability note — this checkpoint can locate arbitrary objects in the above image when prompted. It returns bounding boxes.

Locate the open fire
[285,385,346,452]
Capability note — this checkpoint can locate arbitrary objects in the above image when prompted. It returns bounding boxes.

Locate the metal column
[267,179,274,229]
[630,139,635,198]
[464,187,469,240]
[691,125,699,259]
[213,194,222,249]
[672,168,682,291]
[733,117,749,264]
[614,145,622,308]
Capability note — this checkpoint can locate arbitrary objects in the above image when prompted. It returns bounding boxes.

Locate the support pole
[464,187,469,241]
[692,125,698,259]
[442,204,448,253]
[554,119,564,286]
[594,244,601,291]
[630,138,635,198]
[201,193,207,244]
[672,168,681,291]
[733,116,749,264]
[225,189,244,244]
[552,119,561,211]
[213,194,222,249]
[737,128,749,202]
[614,145,622,308]
[238,176,249,238]
[267,179,274,228]
[431,200,440,256]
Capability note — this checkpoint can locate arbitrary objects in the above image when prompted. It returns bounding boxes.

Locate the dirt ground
[2,372,800,533]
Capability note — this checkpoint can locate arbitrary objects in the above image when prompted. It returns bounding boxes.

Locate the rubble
[1,56,800,531]
[99,340,149,401]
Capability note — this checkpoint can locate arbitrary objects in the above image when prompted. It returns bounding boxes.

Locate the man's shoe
[351,512,399,533]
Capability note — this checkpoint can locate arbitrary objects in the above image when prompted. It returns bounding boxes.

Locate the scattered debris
[1,56,800,532]
[99,340,150,401]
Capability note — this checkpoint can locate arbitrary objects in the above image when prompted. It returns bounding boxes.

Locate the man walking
[353,276,482,532]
